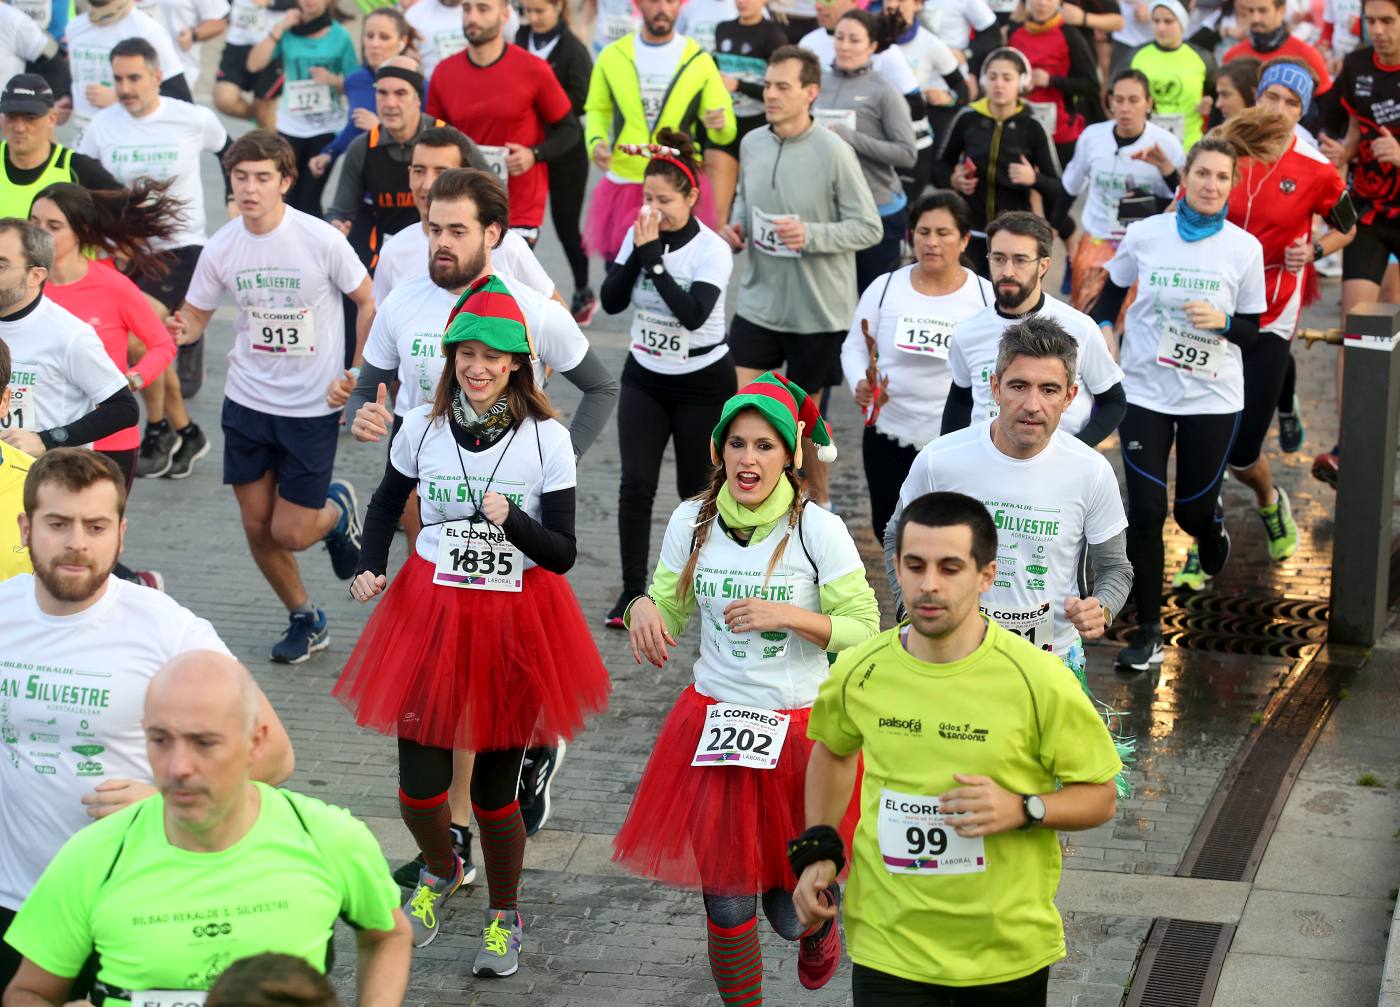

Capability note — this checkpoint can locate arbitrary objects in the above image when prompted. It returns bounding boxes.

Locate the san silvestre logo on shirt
[0,674,111,710]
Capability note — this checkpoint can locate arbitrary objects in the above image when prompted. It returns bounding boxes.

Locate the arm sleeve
[326,134,369,222]
[599,239,643,314]
[39,387,139,450]
[560,37,593,113]
[159,72,193,103]
[1090,277,1130,326]
[940,381,973,434]
[357,453,418,578]
[935,106,971,170]
[1030,119,1063,199]
[500,487,577,572]
[1074,381,1126,447]
[1087,531,1133,618]
[343,359,398,424]
[321,70,373,159]
[534,108,583,163]
[557,348,619,458]
[820,567,881,652]
[69,151,120,189]
[803,143,883,254]
[1223,311,1260,350]
[1051,27,1101,102]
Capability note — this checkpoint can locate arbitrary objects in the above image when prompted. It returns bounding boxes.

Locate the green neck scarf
[716,477,795,542]
[452,391,513,444]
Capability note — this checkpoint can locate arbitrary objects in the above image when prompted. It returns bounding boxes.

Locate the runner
[1211,56,1263,126]
[78,37,229,480]
[1129,0,1216,147]
[841,191,993,540]
[0,2,62,99]
[1090,136,1267,669]
[583,0,735,263]
[795,490,1121,1005]
[1224,0,1333,92]
[938,47,1063,275]
[214,0,284,129]
[247,0,360,214]
[0,75,120,219]
[1010,0,1104,167]
[408,0,518,77]
[813,8,918,292]
[1058,68,1185,323]
[724,46,881,508]
[0,448,296,992]
[156,0,229,92]
[586,0,642,55]
[425,0,581,248]
[598,131,734,627]
[943,212,1126,445]
[2,648,407,1003]
[336,277,611,971]
[165,130,374,664]
[63,0,189,138]
[886,0,968,200]
[517,0,597,322]
[615,371,879,1002]
[0,336,32,581]
[676,0,733,54]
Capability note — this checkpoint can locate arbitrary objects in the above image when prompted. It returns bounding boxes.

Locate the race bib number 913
[248,306,315,355]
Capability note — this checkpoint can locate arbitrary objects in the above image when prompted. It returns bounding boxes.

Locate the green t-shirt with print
[807,619,1122,987]
[4,782,399,998]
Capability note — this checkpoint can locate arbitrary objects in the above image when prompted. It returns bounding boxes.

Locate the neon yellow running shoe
[404,855,464,948]
[1172,545,1209,592]
[1258,487,1299,562]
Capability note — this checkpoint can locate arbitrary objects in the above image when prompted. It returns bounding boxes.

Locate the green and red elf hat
[442,274,536,358]
[711,371,838,467]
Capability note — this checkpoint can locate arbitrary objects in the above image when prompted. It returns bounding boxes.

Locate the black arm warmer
[943,70,970,105]
[500,487,577,573]
[599,248,643,314]
[534,110,583,164]
[215,135,235,200]
[1075,380,1126,447]
[940,382,974,435]
[159,73,193,103]
[1224,311,1260,350]
[39,387,138,450]
[357,462,417,577]
[904,89,928,125]
[788,825,847,876]
[737,77,765,100]
[1092,277,1129,328]
[599,241,721,329]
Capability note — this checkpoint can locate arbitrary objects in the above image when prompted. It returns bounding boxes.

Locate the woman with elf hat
[615,372,880,1004]
[335,275,610,976]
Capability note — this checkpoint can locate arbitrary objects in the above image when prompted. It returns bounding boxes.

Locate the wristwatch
[1312,240,1325,262]
[1020,793,1046,830]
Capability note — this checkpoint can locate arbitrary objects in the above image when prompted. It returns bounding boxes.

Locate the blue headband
[1257,62,1314,110]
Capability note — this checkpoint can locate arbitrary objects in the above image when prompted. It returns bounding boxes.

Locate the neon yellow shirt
[807,619,1122,987]
[0,441,32,581]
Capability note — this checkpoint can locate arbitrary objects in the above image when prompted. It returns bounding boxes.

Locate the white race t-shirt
[372,224,555,306]
[184,205,369,418]
[840,265,993,449]
[0,575,229,911]
[898,26,961,93]
[799,27,920,94]
[675,0,735,52]
[897,421,1128,656]
[633,33,686,124]
[1111,2,1156,48]
[390,406,576,566]
[408,0,467,78]
[593,0,641,54]
[79,97,227,250]
[226,0,270,44]
[1106,213,1267,414]
[1060,120,1186,240]
[615,220,732,376]
[64,9,184,130]
[919,0,996,52]
[0,297,127,435]
[155,0,229,86]
[947,293,1124,435]
[0,3,51,86]
[657,497,865,711]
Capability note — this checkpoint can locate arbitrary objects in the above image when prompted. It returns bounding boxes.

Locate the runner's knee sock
[398,788,456,877]
[473,799,526,910]
[706,916,763,1006]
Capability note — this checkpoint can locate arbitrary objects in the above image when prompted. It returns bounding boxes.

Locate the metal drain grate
[1108,594,1328,657]
[1124,920,1234,1007]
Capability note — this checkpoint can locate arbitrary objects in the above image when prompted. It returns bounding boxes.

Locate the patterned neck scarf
[452,390,513,443]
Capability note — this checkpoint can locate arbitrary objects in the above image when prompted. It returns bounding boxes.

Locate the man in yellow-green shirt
[0,335,33,580]
[792,491,1122,1004]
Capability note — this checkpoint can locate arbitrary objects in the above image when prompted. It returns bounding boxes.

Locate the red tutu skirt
[333,555,610,750]
[583,176,718,262]
[612,685,859,895]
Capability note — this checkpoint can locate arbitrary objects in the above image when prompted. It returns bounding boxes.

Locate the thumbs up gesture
[1008,154,1038,186]
[1372,124,1400,167]
[326,368,357,409]
[352,383,394,443]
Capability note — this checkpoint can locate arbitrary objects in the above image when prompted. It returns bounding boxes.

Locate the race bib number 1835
[433,519,523,592]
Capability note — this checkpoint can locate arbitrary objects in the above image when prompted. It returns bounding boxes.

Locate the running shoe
[519,740,565,837]
[404,854,465,949]
[1258,487,1299,562]
[324,480,362,580]
[1198,525,1232,577]
[570,288,598,327]
[797,888,842,990]
[1171,545,1210,592]
[270,609,329,664]
[133,570,165,592]
[1277,395,1305,454]
[605,589,636,629]
[164,423,210,479]
[135,422,181,479]
[1115,626,1164,672]
[393,825,476,889]
[472,908,523,977]
[1312,450,1339,488]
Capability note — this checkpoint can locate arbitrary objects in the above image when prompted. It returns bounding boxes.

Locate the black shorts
[851,963,1050,1006]
[704,114,766,159]
[216,43,283,99]
[1341,215,1400,285]
[127,244,203,314]
[728,314,845,392]
[221,397,340,509]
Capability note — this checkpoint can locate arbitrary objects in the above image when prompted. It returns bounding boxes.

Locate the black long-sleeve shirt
[599,216,722,331]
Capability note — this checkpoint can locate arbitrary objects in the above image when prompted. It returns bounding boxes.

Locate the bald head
[147,650,260,734]
[381,53,421,73]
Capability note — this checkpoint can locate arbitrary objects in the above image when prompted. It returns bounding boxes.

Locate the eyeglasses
[987,253,1042,270]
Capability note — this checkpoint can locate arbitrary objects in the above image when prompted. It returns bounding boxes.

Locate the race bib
[813,107,856,133]
[751,209,799,258]
[894,314,954,359]
[602,11,637,44]
[878,788,986,875]
[433,519,523,591]
[129,993,207,1007]
[478,145,510,183]
[2,362,39,430]
[982,601,1054,651]
[630,308,688,361]
[12,0,50,28]
[1156,319,1223,380]
[1027,100,1058,139]
[231,0,263,31]
[247,306,316,356]
[433,28,469,59]
[1150,113,1185,142]
[691,703,790,769]
[284,79,334,117]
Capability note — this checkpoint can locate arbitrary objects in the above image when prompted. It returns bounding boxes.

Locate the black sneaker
[1115,626,1164,672]
[135,422,181,479]
[324,480,362,580]
[1277,394,1305,454]
[605,588,638,629]
[1197,525,1232,577]
[570,288,597,327]
[177,336,205,400]
[393,825,477,889]
[519,741,565,837]
[163,423,209,479]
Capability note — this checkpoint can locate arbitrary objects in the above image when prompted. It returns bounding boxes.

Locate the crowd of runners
[0,0,1390,997]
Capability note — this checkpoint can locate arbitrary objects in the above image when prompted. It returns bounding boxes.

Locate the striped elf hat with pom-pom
[711,371,837,468]
[441,274,536,358]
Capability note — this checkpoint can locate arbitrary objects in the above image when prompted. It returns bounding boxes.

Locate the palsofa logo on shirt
[878,716,922,736]
[938,721,990,742]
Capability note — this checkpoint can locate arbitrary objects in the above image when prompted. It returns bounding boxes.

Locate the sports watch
[1020,793,1046,830]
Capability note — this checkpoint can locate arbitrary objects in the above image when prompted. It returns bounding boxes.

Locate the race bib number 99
[691,703,790,769]
[433,519,523,591]
[248,306,316,355]
[878,788,986,875]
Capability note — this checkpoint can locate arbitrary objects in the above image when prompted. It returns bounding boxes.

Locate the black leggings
[1120,404,1240,627]
[1278,351,1297,411]
[852,963,1050,1006]
[863,425,920,541]
[702,888,810,941]
[1228,334,1292,470]
[549,141,590,294]
[397,738,525,811]
[616,353,736,593]
[280,131,335,216]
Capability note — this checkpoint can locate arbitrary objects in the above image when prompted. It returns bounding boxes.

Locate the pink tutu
[583,176,719,261]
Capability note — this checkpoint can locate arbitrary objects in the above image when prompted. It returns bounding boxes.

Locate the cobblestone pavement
[115,150,1347,1004]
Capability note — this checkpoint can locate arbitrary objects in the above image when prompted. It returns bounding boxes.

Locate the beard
[993,275,1035,312]
[32,547,118,604]
[645,12,673,33]
[465,20,500,43]
[429,237,487,290]
[0,275,29,314]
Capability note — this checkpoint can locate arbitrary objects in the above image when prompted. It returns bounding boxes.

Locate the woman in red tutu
[337,275,609,976]
[617,372,879,1003]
